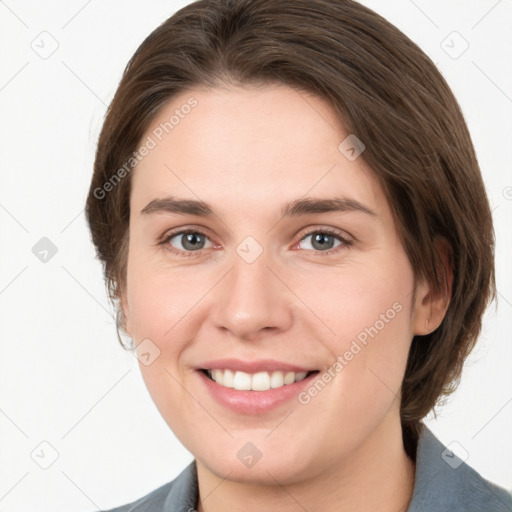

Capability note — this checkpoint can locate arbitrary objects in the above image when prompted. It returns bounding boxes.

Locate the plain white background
[0,1,511,510]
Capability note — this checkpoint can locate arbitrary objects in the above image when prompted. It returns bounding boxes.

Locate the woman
[85,0,511,510]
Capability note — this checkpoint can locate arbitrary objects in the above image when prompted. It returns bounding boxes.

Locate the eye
[162,229,214,257]
[296,229,352,255]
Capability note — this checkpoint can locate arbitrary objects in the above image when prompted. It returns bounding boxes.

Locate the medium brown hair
[85,0,495,458]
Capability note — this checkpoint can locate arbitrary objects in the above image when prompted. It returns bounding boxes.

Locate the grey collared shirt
[103,425,512,511]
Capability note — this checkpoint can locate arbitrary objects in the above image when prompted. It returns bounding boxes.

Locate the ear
[412,237,453,335]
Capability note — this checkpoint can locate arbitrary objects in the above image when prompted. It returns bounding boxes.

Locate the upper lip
[197,358,316,373]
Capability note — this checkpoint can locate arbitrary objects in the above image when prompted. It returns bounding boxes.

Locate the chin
[196,442,320,486]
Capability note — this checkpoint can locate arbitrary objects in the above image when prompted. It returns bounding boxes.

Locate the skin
[121,83,450,512]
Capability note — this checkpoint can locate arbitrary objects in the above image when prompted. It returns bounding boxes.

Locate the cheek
[124,252,209,411]
[297,254,414,404]
[125,256,202,437]
[296,255,413,349]
[125,248,198,344]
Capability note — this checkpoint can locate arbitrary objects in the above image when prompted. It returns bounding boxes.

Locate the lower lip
[197,370,318,414]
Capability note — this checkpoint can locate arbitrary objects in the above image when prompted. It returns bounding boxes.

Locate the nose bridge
[212,241,293,339]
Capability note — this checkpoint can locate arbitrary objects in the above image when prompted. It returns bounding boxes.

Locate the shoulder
[101,460,198,512]
[408,423,512,512]
[103,480,173,512]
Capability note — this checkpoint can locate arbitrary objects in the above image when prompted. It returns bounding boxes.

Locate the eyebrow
[140,196,376,218]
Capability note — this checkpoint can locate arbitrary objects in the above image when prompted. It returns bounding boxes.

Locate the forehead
[130,84,384,217]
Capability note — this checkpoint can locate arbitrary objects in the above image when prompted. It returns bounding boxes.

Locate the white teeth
[233,371,252,390]
[284,371,295,385]
[207,369,309,391]
[270,371,284,388]
[223,369,235,387]
[252,372,271,391]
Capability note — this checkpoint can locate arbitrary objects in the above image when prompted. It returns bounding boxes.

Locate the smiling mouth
[200,368,319,391]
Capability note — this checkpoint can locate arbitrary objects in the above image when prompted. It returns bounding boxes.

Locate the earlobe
[412,238,453,335]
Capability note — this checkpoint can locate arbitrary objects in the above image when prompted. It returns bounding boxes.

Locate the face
[122,84,432,484]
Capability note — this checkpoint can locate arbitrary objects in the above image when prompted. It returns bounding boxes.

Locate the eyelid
[295,225,353,244]
[158,225,212,243]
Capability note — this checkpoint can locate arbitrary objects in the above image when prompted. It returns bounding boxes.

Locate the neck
[196,415,416,512]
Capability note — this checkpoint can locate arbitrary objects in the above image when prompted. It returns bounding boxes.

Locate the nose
[211,249,294,341]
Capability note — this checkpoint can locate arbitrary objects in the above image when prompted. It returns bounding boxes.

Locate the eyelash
[158,227,353,258]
